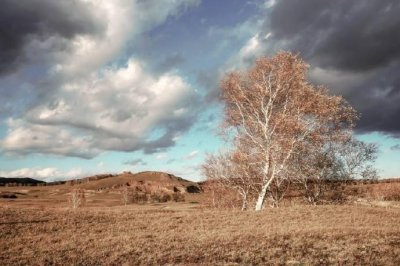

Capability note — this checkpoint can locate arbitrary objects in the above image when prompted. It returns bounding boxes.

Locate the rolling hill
[69,171,201,193]
[0,177,46,186]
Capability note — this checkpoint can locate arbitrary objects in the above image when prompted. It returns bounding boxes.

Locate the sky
[0,0,399,182]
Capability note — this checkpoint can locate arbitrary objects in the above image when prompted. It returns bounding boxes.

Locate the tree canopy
[203,52,376,211]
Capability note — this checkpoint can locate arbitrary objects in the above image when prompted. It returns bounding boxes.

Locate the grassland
[1,177,400,265]
[1,204,400,265]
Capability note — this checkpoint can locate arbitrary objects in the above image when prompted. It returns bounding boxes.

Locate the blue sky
[0,0,399,181]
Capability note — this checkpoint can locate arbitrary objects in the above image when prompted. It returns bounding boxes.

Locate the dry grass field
[1,204,400,265]
[1,176,400,265]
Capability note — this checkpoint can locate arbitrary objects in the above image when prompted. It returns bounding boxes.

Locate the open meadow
[1,173,400,265]
[1,202,400,265]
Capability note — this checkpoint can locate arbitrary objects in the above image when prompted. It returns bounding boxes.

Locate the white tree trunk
[240,191,248,211]
[255,169,277,211]
[255,182,269,211]
[241,198,247,211]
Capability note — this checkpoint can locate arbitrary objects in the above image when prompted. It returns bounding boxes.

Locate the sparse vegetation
[131,191,148,204]
[120,183,186,205]
[1,172,399,264]
[69,189,86,209]
[1,205,399,265]
[150,190,171,203]
[0,192,18,199]
[120,186,131,205]
[172,192,185,202]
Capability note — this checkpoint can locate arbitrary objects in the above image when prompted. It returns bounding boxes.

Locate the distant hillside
[71,171,201,193]
[0,171,201,193]
[0,177,46,186]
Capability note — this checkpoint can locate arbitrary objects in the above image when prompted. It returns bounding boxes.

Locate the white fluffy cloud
[0,0,201,158]
[2,59,197,158]
[59,0,200,78]
[1,119,98,158]
[0,167,87,182]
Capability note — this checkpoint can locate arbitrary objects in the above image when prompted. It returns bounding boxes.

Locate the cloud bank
[234,0,400,136]
[0,167,87,182]
[0,0,201,158]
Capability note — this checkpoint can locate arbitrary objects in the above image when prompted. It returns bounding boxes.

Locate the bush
[131,191,147,203]
[324,184,347,204]
[172,192,185,202]
[383,194,400,201]
[0,193,17,199]
[368,183,400,201]
[201,181,243,209]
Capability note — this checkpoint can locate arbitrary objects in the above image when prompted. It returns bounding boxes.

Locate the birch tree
[215,52,357,211]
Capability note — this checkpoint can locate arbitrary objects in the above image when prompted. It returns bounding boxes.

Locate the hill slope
[74,171,201,193]
[0,177,46,186]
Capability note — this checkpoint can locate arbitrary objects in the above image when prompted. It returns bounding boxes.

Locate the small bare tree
[120,185,131,205]
[70,189,86,209]
[201,179,243,209]
[294,137,378,205]
[333,138,378,181]
[202,149,259,210]
[292,141,336,204]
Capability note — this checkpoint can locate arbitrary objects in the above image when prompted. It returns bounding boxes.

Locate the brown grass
[1,204,399,265]
[1,179,399,264]
[364,182,400,201]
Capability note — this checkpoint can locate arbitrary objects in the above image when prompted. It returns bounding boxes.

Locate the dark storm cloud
[269,0,400,71]
[0,0,104,75]
[346,64,400,135]
[263,0,400,136]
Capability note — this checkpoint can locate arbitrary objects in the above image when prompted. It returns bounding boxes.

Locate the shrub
[172,192,185,202]
[150,191,171,203]
[368,183,400,201]
[131,191,147,204]
[201,180,243,209]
